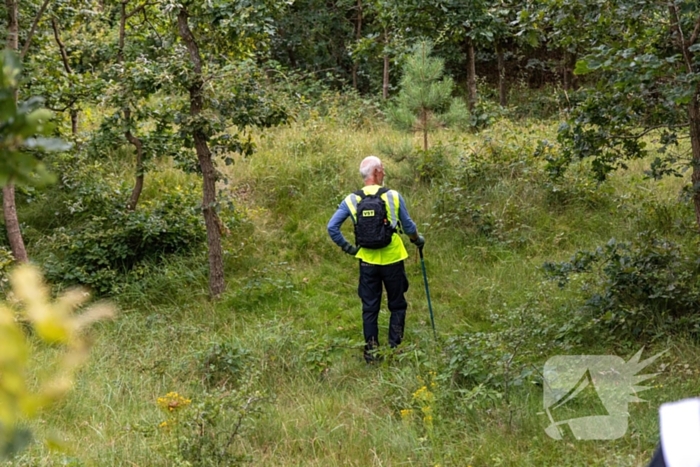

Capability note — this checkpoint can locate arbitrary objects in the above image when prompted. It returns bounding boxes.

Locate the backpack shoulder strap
[376,187,390,197]
[353,189,367,199]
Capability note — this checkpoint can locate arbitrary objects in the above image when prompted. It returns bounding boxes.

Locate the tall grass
[7,113,700,466]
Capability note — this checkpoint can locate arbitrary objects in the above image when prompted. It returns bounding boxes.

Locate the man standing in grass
[327,156,425,362]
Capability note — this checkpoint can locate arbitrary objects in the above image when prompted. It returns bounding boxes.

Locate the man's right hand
[342,244,360,256]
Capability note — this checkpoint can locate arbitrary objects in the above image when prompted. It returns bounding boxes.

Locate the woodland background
[0,0,699,465]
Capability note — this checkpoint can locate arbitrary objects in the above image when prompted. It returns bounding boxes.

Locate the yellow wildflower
[157,392,191,412]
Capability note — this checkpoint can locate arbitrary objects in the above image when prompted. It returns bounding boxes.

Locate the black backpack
[353,187,395,249]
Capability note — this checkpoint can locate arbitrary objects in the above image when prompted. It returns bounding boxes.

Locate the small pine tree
[388,41,468,150]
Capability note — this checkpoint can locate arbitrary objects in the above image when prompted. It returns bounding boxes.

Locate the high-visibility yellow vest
[344,185,408,265]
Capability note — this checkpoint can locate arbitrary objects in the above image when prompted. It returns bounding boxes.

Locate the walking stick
[418,246,436,339]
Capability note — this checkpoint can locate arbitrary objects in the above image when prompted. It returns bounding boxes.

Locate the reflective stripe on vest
[344,185,408,265]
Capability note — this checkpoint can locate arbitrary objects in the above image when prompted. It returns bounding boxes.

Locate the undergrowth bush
[543,233,700,341]
[467,99,506,130]
[268,65,382,129]
[627,197,696,236]
[41,180,206,295]
[442,304,557,392]
[413,144,451,183]
[378,140,452,184]
[0,246,13,293]
[536,140,613,209]
[433,185,505,242]
[198,342,253,389]
[507,81,567,120]
[156,380,265,466]
[432,134,543,245]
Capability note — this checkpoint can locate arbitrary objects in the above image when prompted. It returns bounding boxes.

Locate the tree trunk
[466,36,477,111]
[670,6,700,231]
[177,8,225,298]
[19,0,50,60]
[562,50,579,91]
[383,54,389,99]
[3,0,27,263]
[51,17,80,135]
[496,41,507,107]
[5,0,17,49]
[119,1,146,210]
[382,29,389,100]
[690,90,700,232]
[352,63,358,91]
[70,109,78,135]
[352,0,362,90]
[125,107,144,211]
[422,109,428,151]
[3,185,27,262]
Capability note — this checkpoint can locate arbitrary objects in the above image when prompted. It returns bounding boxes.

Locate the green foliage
[0,246,14,293]
[507,82,566,120]
[376,137,414,163]
[434,184,505,241]
[553,0,700,210]
[413,144,451,183]
[176,389,262,466]
[536,140,614,210]
[393,40,453,114]
[42,179,205,295]
[466,98,506,130]
[268,0,355,86]
[303,334,363,373]
[441,302,564,409]
[385,103,416,131]
[0,51,69,186]
[544,234,700,341]
[432,132,545,244]
[158,382,265,467]
[388,41,464,148]
[440,97,470,130]
[198,342,252,389]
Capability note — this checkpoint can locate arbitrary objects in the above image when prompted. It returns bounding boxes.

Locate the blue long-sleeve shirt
[327,190,417,249]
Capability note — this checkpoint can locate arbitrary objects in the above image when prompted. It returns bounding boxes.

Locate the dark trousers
[358,260,409,360]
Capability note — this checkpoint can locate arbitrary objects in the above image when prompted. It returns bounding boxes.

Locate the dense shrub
[543,234,700,341]
[467,99,506,130]
[440,304,562,409]
[433,185,504,241]
[535,140,613,209]
[507,82,568,120]
[42,182,206,295]
[413,144,451,183]
[0,246,13,293]
[198,341,253,389]
[432,134,542,243]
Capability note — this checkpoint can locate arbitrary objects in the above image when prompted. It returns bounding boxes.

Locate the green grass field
[7,114,700,467]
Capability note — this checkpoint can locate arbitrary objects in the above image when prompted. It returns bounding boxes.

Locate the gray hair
[359,156,382,180]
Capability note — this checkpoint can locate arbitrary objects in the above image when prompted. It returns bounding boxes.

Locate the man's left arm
[397,193,419,241]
